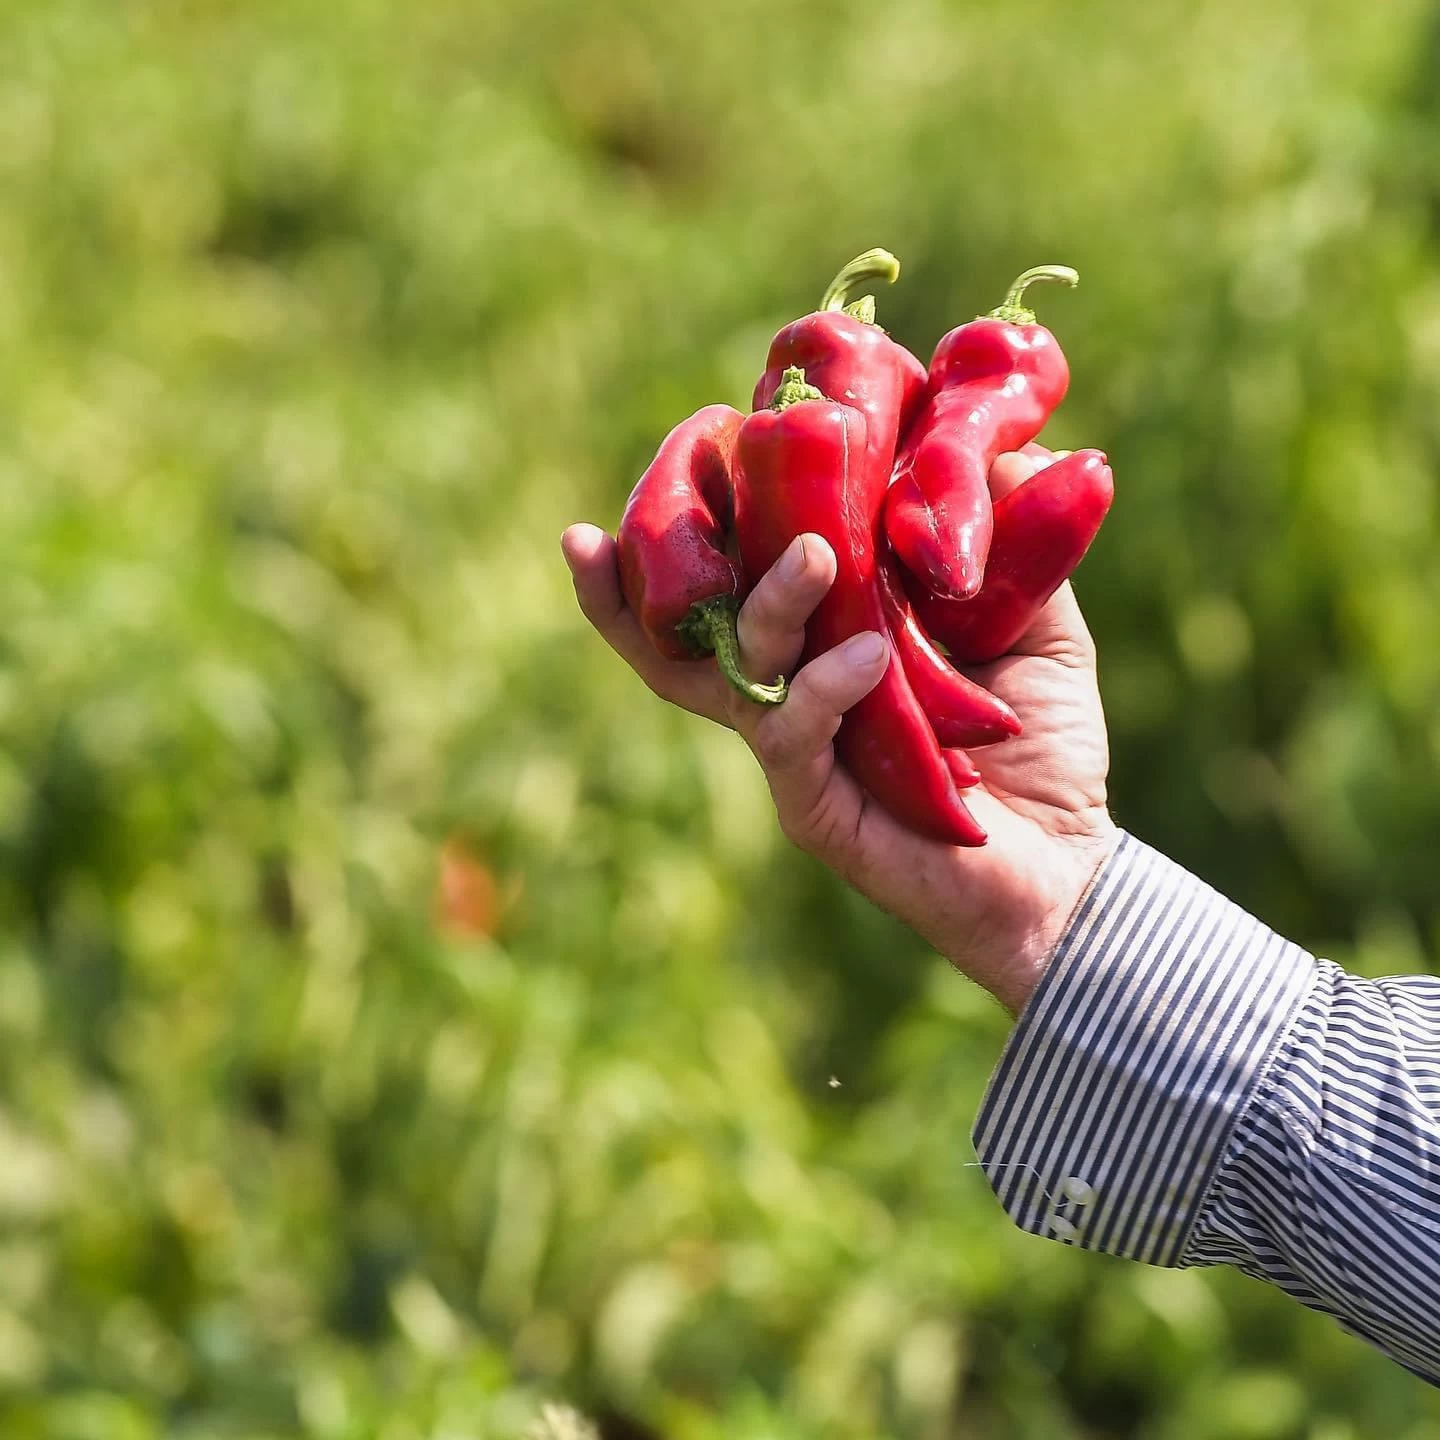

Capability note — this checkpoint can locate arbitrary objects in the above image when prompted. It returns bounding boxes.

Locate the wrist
[951,815,1121,1016]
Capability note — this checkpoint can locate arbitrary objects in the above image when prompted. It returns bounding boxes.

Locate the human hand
[561,448,1119,1015]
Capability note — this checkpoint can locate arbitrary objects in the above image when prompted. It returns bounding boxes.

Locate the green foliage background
[3,0,1440,1435]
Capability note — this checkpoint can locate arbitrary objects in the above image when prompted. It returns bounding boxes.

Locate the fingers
[735,533,836,687]
[992,446,1073,501]
[565,518,891,862]
[562,523,625,629]
[561,524,724,718]
[1012,579,1098,669]
[747,629,889,833]
[990,450,1040,501]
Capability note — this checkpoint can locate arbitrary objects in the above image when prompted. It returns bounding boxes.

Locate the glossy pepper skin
[877,553,1019,747]
[755,251,1019,749]
[735,369,987,847]
[885,266,1080,600]
[907,449,1114,664]
[617,404,785,704]
[752,249,929,483]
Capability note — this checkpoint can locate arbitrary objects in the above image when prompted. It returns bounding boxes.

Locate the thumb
[744,631,888,849]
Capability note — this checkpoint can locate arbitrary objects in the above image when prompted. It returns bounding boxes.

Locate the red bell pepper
[616,404,786,704]
[907,449,1114,663]
[735,368,987,847]
[884,266,1079,599]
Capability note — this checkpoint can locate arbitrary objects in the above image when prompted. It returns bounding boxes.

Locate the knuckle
[1054,623,1097,670]
[800,666,847,712]
[775,805,811,851]
[738,577,781,632]
[811,798,860,857]
[750,714,797,770]
[785,791,861,863]
[793,659,858,719]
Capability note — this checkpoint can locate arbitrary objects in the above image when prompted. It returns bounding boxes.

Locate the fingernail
[778,534,807,580]
[1049,449,1073,463]
[841,630,887,666]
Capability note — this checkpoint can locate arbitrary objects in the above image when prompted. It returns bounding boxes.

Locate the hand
[561,449,1119,1015]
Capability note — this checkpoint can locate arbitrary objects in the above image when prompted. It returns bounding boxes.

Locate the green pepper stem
[770,365,824,411]
[677,595,787,705]
[819,248,901,324]
[987,265,1079,325]
[844,295,878,325]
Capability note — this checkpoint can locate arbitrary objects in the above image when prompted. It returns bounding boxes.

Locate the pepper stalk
[678,595,787,705]
[819,247,902,326]
[986,265,1079,326]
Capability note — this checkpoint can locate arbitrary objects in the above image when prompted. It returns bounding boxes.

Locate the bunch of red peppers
[617,250,1113,846]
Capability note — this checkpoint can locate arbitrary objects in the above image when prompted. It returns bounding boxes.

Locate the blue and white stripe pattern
[973,831,1440,1383]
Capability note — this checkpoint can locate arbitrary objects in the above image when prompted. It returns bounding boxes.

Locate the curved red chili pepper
[735,369,987,847]
[884,266,1079,599]
[907,449,1114,664]
[754,251,1018,749]
[945,748,981,789]
[616,404,786,704]
[877,553,1019,748]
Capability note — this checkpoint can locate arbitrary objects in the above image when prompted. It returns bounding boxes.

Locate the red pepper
[884,265,1080,599]
[735,368,987,847]
[616,404,786,704]
[755,251,1019,748]
[752,249,929,478]
[877,553,1019,747]
[907,449,1114,663]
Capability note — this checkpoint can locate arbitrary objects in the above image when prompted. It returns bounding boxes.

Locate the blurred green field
[4,0,1440,1435]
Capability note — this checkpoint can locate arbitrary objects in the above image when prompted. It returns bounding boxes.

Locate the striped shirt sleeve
[972,831,1440,1383]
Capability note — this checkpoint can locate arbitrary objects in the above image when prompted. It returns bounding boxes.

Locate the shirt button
[1048,1215,1078,1241]
[1061,1177,1095,1206]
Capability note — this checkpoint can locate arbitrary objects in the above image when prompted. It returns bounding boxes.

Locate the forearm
[972,833,1440,1384]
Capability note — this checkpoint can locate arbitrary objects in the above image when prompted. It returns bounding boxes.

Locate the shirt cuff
[971,831,1318,1266]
